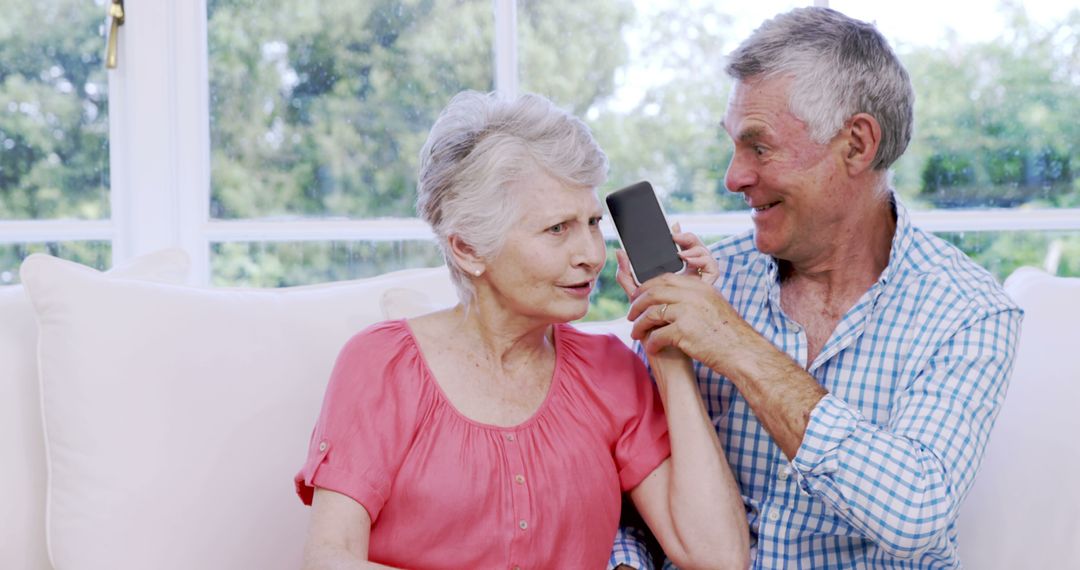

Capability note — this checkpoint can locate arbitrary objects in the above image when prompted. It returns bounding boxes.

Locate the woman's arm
[615,229,748,569]
[628,349,749,570]
[302,488,401,570]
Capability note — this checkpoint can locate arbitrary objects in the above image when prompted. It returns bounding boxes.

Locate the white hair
[726,7,914,172]
[415,90,608,304]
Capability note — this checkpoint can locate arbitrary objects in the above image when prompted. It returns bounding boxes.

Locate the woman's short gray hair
[416,90,608,304]
[725,7,914,171]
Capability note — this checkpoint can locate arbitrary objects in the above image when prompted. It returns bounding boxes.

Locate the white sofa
[0,251,1075,569]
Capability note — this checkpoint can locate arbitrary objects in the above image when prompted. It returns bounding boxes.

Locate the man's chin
[753,232,779,256]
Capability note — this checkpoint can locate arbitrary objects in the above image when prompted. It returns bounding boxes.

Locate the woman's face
[480,172,606,325]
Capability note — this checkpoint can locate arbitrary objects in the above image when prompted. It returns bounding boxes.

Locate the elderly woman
[295,91,748,570]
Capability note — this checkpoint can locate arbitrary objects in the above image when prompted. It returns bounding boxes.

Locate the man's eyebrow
[718,119,767,143]
[737,126,767,143]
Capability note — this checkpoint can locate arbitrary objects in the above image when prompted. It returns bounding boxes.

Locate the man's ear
[843,112,882,175]
[447,234,486,277]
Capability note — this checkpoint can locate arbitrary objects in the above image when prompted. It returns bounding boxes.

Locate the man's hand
[615,245,761,377]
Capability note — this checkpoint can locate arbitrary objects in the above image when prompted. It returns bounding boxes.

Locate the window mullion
[108,0,210,283]
[493,0,518,98]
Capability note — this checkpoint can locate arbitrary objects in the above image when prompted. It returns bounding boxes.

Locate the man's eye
[753,145,767,156]
[549,223,566,234]
[588,216,602,227]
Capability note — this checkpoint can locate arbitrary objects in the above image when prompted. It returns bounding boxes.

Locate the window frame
[1,0,1077,285]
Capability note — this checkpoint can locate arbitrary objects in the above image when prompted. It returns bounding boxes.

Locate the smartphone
[605,181,685,285]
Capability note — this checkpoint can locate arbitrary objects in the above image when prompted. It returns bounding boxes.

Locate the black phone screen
[605,181,684,284]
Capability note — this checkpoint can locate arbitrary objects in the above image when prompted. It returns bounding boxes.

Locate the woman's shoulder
[338,318,413,357]
[332,319,429,386]
[556,323,644,376]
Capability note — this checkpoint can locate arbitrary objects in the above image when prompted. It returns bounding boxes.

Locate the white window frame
[2,0,1078,285]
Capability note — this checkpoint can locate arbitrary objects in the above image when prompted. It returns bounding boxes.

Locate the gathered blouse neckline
[398,319,567,433]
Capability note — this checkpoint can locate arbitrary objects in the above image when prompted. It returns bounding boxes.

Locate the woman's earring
[474,269,482,277]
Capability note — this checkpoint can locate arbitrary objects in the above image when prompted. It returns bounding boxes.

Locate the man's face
[722,76,850,264]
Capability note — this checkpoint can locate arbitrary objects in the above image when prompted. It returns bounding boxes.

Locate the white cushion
[573,317,634,347]
[0,249,189,570]
[19,255,451,570]
[958,267,1080,568]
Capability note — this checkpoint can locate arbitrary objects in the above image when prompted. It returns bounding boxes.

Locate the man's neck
[780,194,897,295]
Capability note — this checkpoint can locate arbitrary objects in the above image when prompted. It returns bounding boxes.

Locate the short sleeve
[294,321,424,521]
[607,340,671,491]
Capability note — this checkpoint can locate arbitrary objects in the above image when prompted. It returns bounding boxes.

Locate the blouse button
[318,441,327,452]
[518,520,528,530]
[505,433,515,442]
[514,474,525,485]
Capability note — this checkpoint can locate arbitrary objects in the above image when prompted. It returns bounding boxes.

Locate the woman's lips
[558,280,594,298]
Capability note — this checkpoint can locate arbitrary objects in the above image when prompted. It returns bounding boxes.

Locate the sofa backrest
[0,250,190,570]
[15,254,461,570]
[958,267,1080,568]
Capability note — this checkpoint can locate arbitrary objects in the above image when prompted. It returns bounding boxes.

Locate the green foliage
[938,232,1080,282]
[0,241,110,285]
[0,0,109,220]
[576,3,745,212]
[2,1,1079,293]
[211,240,443,287]
[901,6,1079,209]
[207,0,497,219]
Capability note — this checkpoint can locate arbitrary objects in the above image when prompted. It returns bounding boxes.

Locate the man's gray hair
[726,7,914,170]
[416,90,608,304]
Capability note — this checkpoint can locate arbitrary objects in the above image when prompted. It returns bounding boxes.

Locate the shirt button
[515,474,525,485]
[777,466,790,481]
[505,434,515,442]
[317,441,327,452]
[518,520,528,530]
[768,509,780,522]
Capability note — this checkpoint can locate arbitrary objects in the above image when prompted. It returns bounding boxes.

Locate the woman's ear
[843,112,882,175]
[447,234,486,277]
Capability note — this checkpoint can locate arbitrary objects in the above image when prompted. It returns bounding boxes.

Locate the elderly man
[611,7,1023,569]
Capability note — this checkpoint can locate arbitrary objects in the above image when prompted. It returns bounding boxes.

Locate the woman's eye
[588,216,602,227]
[549,223,566,234]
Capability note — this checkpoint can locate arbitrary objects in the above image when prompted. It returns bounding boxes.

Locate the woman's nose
[574,231,606,270]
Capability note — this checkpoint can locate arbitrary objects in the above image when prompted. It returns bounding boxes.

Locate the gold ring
[659,303,668,321]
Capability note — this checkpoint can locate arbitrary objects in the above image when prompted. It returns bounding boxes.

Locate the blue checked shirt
[610,198,1023,569]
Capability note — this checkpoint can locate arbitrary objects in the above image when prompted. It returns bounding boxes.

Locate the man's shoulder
[709,231,762,268]
[897,226,1020,317]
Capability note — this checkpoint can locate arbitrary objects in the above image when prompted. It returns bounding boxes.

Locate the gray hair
[725,7,914,171]
[416,90,608,304]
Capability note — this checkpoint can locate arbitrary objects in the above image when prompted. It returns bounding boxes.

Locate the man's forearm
[703,330,826,460]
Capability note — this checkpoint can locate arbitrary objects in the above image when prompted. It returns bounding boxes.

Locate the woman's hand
[672,224,719,286]
[615,224,717,301]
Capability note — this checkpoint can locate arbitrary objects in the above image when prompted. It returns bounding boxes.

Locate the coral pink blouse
[295,320,670,570]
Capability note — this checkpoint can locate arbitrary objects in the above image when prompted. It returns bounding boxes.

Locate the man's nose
[724,151,757,193]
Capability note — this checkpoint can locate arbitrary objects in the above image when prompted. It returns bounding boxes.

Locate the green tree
[0,0,111,281]
[897,5,1078,209]
[0,0,109,220]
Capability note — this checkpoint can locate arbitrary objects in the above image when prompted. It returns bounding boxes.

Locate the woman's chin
[542,304,590,324]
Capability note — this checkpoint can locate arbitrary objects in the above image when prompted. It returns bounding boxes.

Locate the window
[1,1,1077,313]
[0,0,112,283]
